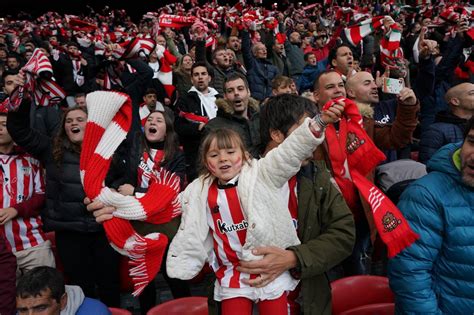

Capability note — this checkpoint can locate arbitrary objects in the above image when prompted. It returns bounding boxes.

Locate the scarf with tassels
[80,91,181,296]
[4,49,66,112]
[323,98,419,258]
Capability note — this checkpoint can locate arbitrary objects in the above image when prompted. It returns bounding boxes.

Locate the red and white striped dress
[0,153,46,253]
[207,177,298,302]
[207,179,258,289]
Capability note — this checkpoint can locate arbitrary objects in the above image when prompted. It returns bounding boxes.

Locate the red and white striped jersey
[206,180,258,289]
[0,153,46,253]
[137,149,165,188]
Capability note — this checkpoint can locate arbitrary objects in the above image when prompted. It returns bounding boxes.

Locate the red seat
[147,296,208,315]
[331,276,394,315]
[109,307,133,315]
[339,303,395,315]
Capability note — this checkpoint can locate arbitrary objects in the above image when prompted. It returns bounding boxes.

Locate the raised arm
[7,99,52,162]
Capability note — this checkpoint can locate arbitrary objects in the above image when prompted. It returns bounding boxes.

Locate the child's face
[206,139,244,183]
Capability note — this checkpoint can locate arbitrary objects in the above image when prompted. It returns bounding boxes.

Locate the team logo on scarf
[382,212,402,232]
[346,132,365,154]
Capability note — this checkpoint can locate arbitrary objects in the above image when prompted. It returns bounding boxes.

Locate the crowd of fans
[0,0,473,314]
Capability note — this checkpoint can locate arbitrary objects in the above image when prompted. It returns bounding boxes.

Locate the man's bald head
[445,83,474,118]
[346,71,379,104]
[445,83,474,104]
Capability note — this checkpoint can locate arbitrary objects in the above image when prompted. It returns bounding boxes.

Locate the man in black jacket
[175,62,221,180]
[205,73,261,158]
[419,82,474,163]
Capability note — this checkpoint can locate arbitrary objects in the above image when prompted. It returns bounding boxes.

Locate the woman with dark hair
[116,109,191,314]
[7,100,120,307]
[173,54,193,99]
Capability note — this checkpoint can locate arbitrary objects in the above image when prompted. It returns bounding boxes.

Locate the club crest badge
[346,132,365,154]
[382,211,402,232]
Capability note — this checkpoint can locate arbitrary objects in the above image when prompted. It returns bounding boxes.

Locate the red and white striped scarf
[6,49,65,111]
[323,98,419,258]
[344,16,404,67]
[344,16,385,47]
[80,91,181,296]
[158,14,196,29]
[96,38,155,90]
[155,46,177,99]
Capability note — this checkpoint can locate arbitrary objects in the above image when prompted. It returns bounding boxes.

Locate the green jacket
[289,161,355,315]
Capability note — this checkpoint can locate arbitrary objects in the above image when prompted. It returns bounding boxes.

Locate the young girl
[167,99,343,315]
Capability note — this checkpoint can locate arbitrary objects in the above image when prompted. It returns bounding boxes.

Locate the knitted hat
[80,91,181,296]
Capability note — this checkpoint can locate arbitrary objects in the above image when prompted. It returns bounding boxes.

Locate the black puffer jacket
[7,99,101,233]
[205,97,261,158]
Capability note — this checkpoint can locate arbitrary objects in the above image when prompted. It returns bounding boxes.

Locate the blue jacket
[388,143,474,314]
[76,297,111,315]
[418,111,468,164]
[297,60,328,93]
[242,31,279,101]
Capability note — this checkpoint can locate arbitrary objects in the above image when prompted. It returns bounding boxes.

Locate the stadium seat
[109,307,133,315]
[147,296,208,315]
[331,276,394,315]
[339,303,395,315]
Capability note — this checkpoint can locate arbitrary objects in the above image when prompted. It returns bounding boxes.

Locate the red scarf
[323,98,418,258]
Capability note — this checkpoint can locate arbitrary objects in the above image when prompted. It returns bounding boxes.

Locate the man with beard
[388,117,474,314]
[345,71,420,161]
[312,70,418,275]
[175,62,221,180]
[205,73,261,158]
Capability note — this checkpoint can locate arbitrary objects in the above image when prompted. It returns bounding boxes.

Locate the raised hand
[398,87,417,106]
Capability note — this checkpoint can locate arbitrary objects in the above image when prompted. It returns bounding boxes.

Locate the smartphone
[382,78,404,95]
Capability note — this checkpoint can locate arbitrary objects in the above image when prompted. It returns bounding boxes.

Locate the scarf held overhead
[323,98,418,258]
[80,91,181,296]
[5,48,66,112]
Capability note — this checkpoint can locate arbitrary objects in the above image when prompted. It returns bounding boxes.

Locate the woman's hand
[84,197,116,223]
[118,184,135,196]
[0,207,18,225]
